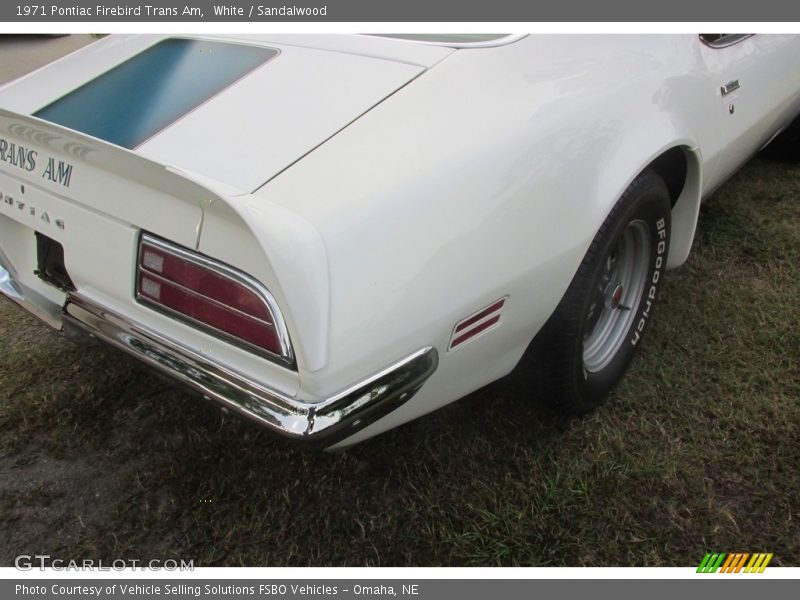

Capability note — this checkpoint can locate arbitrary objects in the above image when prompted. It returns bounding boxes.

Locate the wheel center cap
[605,283,624,309]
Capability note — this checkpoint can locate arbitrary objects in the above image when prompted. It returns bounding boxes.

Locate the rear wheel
[526,170,671,414]
[761,116,800,162]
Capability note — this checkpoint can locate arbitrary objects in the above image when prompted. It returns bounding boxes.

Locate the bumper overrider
[0,261,438,446]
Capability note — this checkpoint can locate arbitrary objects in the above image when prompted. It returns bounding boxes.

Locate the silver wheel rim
[582,219,651,373]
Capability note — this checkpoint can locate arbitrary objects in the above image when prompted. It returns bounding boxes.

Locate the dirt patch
[0,443,140,564]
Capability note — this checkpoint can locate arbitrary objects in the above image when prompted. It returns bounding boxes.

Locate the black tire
[524,170,671,414]
[761,117,800,162]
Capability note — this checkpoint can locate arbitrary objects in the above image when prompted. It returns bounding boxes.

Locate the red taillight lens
[136,234,292,365]
[139,245,270,320]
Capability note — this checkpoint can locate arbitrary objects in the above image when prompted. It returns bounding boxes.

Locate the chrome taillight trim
[136,232,295,370]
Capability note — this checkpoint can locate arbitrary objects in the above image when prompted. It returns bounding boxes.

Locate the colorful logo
[697,552,773,573]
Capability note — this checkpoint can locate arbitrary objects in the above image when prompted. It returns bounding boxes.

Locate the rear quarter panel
[248,35,796,442]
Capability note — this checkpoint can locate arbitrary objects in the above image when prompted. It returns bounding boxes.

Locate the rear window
[34,38,277,149]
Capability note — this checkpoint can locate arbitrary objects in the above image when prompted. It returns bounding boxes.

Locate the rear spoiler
[0,107,331,372]
[0,107,234,249]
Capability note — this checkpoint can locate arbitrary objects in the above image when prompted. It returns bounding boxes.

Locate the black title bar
[3,0,800,22]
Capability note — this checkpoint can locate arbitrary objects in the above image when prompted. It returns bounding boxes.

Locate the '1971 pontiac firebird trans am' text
[1,34,799,448]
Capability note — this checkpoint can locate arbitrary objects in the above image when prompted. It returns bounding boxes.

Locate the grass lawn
[1,156,798,567]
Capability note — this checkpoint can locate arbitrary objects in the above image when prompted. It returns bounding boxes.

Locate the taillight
[136,233,293,367]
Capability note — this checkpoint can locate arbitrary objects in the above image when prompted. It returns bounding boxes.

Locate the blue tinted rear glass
[34,38,277,149]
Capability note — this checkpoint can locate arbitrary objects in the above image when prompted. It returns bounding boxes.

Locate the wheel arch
[644,145,703,269]
[599,142,703,272]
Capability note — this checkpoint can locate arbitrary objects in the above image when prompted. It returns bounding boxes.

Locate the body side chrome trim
[62,294,438,446]
[721,79,741,96]
[700,34,754,49]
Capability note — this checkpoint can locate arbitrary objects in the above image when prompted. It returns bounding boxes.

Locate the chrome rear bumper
[0,248,63,330]
[0,262,438,446]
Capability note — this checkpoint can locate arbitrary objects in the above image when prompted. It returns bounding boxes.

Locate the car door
[698,34,800,194]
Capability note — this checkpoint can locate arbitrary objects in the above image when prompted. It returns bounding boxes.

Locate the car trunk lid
[0,107,214,248]
[0,35,433,192]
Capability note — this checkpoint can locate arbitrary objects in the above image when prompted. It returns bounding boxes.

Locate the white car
[1,34,799,448]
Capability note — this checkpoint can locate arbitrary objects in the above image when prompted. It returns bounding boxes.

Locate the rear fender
[196,189,330,375]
